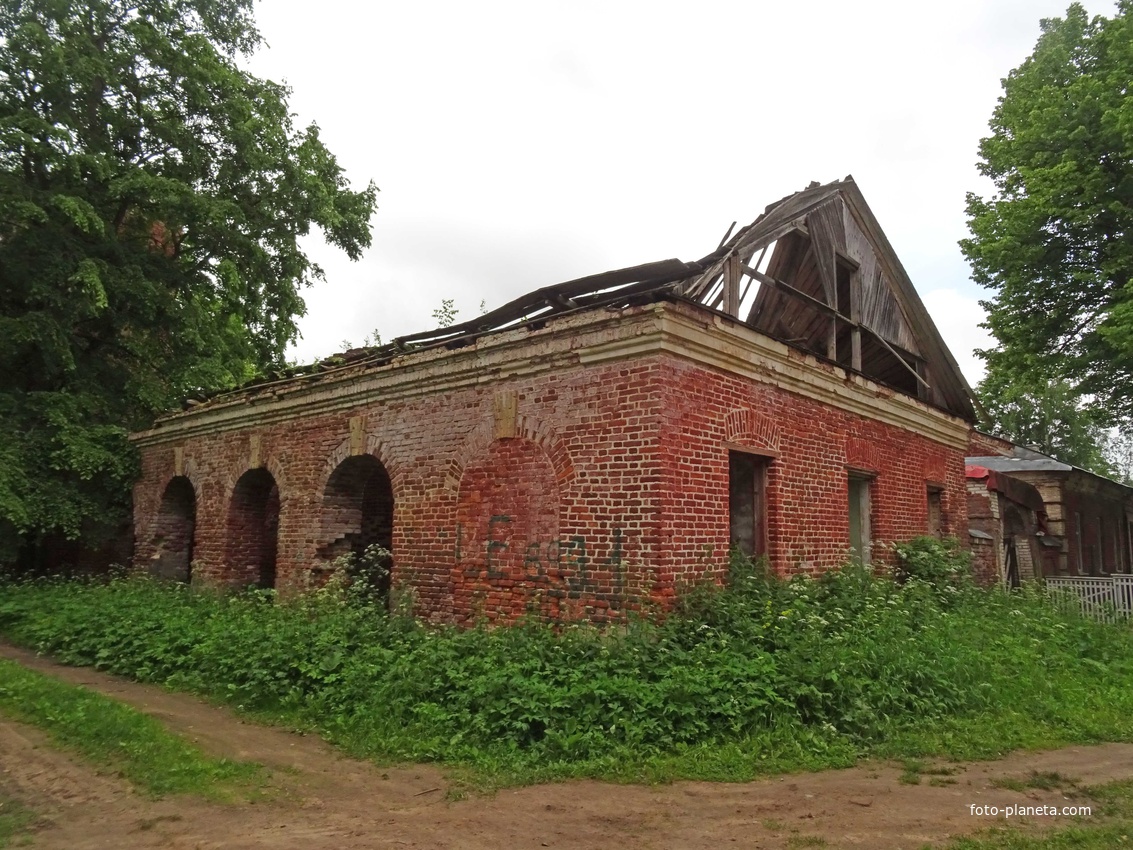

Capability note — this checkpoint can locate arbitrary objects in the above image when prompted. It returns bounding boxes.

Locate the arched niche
[319,454,394,596]
[226,468,280,589]
[151,476,196,582]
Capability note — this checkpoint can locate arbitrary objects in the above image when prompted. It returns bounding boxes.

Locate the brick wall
[969,431,1015,457]
[132,303,971,623]
[656,356,967,583]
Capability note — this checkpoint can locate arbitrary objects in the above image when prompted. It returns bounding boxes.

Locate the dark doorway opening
[320,455,394,597]
[226,468,280,589]
[729,451,769,559]
[848,474,873,564]
[152,476,196,582]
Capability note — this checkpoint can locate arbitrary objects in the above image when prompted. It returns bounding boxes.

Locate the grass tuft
[0,795,36,849]
[0,658,262,799]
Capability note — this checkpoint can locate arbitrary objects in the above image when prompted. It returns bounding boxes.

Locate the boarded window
[848,474,873,564]
[927,486,943,537]
[729,452,769,558]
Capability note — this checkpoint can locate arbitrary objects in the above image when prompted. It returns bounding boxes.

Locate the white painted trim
[133,301,970,450]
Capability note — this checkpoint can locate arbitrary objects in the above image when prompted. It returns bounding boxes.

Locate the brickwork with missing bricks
[132,300,972,623]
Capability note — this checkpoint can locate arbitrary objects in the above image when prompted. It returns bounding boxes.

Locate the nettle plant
[892,536,973,592]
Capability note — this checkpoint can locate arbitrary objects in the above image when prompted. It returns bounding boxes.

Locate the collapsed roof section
[194,176,977,421]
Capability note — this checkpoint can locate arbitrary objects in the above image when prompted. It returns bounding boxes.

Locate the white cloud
[921,288,995,388]
[240,0,1116,365]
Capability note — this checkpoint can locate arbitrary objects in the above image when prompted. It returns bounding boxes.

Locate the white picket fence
[1046,575,1133,623]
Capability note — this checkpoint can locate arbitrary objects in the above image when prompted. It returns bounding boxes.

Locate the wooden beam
[861,325,932,390]
[743,265,854,325]
[724,253,741,317]
[744,262,929,390]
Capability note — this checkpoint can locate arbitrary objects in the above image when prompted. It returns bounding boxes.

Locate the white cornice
[132,302,970,450]
[579,306,970,449]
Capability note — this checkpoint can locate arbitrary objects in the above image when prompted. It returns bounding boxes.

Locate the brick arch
[724,409,781,452]
[221,452,288,508]
[922,452,948,484]
[452,436,562,622]
[314,453,395,595]
[321,432,402,493]
[845,436,883,473]
[178,456,205,502]
[224,466,281,589]
[149,475,197,583]
[445,415,574,493]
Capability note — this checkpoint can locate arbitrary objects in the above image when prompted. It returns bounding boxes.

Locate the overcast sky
[244,0,1117,387]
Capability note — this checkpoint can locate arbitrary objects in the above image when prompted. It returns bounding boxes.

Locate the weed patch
[0,658,262,798]
[4,542,1133,785]
[945,778,1133,848]
[0,795,36,849]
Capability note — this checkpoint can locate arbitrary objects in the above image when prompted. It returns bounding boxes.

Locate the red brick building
[131,178,977,622]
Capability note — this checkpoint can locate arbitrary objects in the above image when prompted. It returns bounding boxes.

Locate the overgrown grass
[3,538,1133,785]
[0,795,35,849]
[943,778,1133,848]
[0,658,262,798]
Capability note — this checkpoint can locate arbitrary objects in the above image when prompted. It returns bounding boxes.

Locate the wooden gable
[677,177,975,421]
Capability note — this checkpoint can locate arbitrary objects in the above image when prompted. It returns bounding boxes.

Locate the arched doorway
[319,455,394,596]
[1003,505,1025,589]
[151,476,196,582]
[226,468,280,589]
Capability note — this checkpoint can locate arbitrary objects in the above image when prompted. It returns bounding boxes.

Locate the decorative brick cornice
[132,301,970,451]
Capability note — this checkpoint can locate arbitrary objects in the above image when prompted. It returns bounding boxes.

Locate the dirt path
[1,642,1127,850]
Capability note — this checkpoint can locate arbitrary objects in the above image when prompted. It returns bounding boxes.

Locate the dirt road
[1,643,1125,849]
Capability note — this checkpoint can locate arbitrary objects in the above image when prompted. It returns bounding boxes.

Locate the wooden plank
[806,201,841,307]
[743,265,855,325]
[849,262,862,371]
[716,221,737,250]
[861,325,931,390]
[724,253,741,317]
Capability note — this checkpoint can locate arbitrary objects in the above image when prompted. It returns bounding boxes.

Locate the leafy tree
[976,372,1115,475]
[0,0,377,565]
[962,2,1133,421]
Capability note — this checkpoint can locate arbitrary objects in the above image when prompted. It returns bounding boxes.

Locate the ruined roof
[965,464,1047,514]
[182,176,977,421]
[967,448,1133,496]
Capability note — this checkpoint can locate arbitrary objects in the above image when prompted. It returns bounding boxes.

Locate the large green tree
[975,373,1115,474]
[962,2,1133,429]
[0,0,377,564]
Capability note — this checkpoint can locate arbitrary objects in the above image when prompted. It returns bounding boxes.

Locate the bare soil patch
[1,642,1127,849]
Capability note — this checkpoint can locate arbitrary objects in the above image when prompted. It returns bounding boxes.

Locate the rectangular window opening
[848,474,873,564]
[729,451,769,559]
[927,486,944,538]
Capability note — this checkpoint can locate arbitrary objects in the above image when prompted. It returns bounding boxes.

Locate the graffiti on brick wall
[455,518,630,597]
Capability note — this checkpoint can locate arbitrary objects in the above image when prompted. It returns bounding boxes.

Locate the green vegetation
[962,3,1133,469]
[991,771,1077,793]
[0,658,261,798]
[944,778,1133,849]
[0,795,36,849]
[0,0,377,565]
[3,540,1133,785]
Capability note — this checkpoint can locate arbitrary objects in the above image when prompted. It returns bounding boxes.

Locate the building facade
[132,179,977,622]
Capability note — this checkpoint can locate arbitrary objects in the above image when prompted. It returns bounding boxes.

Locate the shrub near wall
[4,544,1133,781]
